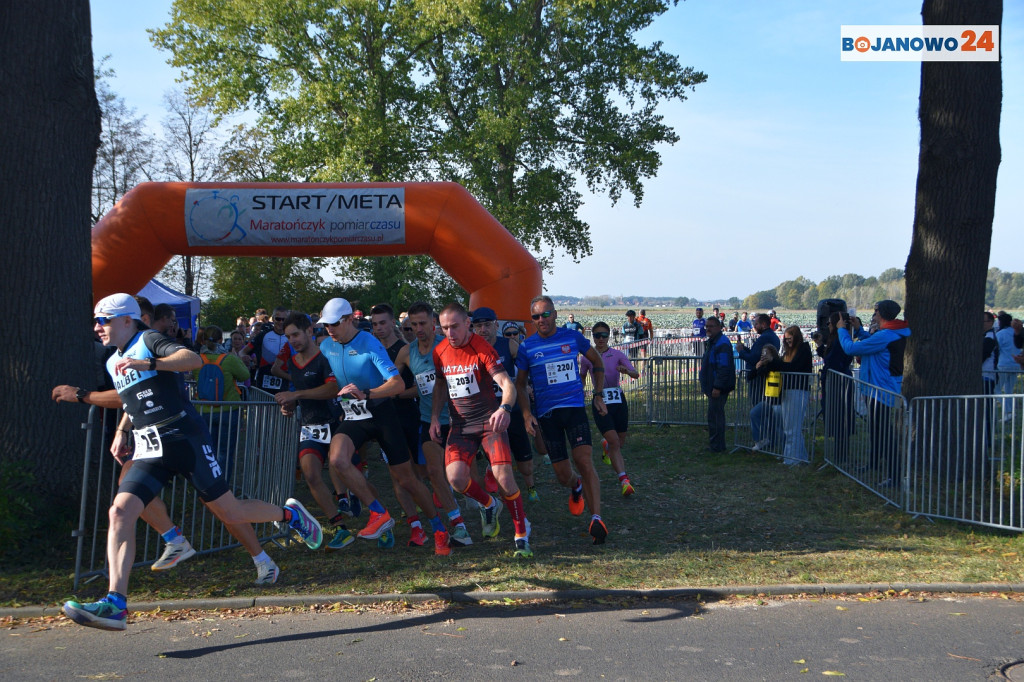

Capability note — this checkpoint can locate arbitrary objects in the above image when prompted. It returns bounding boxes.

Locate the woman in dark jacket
[758,325,813,465]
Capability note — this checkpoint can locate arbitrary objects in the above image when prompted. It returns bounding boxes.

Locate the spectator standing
[759,326,813,465]
[563,314,584,332]
[692,307,707,338]
[728,312,739,332]
[734,313,781,447]
[636,309,654,339]
[736,312,753,333]
[818,312,855,462]
[699,316,735,452]
[837,300,910,487]
[995,312,1024,419]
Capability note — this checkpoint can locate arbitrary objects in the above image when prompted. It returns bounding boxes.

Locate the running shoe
[327,528,355,551]
[358,509,395,540]
[480,498,503,538]
[434,529,451,556]
[151,537,196,571]
[335,494,353,518]
[348,493,362,519]
[63,598,127,631]
[513,537,533,558]
[568,485,585,516]
[408,526,428,547]
[543,454,551,465]
[601,438,611,466]
[450,525,473,546]
[589,517,608,545]
[484,467,499,494]
[377,528,395,548]
[621,478,635,497]
[526,486,540,502]
[284,498,323,550]
[254,559,280,585]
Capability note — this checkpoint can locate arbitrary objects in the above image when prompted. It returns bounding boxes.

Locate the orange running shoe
[568,485,585,516]
[589,517,608,545]
[357,510,395,540]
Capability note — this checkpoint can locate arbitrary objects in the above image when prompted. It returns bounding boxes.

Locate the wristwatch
[499,404,512,413]
[75,387,89,403]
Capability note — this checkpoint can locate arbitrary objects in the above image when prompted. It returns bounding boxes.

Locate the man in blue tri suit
[514,295,610,544]
[318,298,451,555]
[63,294,321,632]
[692,307,707,338]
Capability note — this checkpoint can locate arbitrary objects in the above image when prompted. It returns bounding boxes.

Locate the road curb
[5,582,1023,619]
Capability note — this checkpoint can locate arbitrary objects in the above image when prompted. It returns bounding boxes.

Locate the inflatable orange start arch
[92,182,542,322]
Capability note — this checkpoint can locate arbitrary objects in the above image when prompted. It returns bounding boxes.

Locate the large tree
[157,89,222,298]
[151,0,704,289]
[0,1,100,539]
[903,0,1002,399]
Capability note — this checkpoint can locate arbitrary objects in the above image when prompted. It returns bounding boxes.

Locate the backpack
[197,354,229,401]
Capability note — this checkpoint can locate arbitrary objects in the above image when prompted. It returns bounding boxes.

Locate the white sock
[252,551,271,565]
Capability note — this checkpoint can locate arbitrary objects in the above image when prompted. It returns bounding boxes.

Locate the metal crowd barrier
[731,370,820,464]
[581,355,708,427]
[906,393,1024,532]
[820,370,908,506]
[73,398,297,589]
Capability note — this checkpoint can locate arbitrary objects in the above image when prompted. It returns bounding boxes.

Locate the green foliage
[0,461,43,561]
[202,257,344,327]
[151,0,705,276]
[742,289,778,310]
[335,255,467,311]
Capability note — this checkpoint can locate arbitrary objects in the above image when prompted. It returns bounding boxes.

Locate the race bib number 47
[545,360,577,385]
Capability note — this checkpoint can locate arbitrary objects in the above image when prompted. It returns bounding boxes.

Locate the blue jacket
[838,325,910,406]
[700,333,736,396]
[736,329,780,380]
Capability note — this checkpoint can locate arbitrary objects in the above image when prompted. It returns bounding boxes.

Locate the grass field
[4,422,1023,609]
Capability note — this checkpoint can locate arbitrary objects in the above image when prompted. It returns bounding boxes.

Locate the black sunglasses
[531,311,554,320]
[592,332,609,339]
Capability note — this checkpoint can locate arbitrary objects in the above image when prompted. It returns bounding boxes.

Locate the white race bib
[340,399,372,421]
[545,359,577,385]
[300,423,331,444]
[132,426,163,460]
[447,372,480,399]
[415,370,436,397]
[262,374,283,390]
[602,387,623,404]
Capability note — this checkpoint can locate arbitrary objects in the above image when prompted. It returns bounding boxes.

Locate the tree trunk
[0,2,100,511]
[904,0,1002,400]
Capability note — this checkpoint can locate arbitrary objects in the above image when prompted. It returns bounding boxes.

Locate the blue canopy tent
[136,278,200,339]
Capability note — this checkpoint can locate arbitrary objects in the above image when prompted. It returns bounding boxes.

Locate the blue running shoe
[377,528,395,549]
[284,498,323,550]
[63,598,127,631]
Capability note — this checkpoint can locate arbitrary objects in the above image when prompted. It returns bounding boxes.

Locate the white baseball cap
[320,298,354,324]
[94,293,143,321]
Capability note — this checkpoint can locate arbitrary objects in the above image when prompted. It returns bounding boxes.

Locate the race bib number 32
[602,387,623,404]
[545,360,577,385]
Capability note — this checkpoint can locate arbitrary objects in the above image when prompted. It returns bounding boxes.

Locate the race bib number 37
[545,360,577,385]
[447,372,479,399]
[300,423,331,443]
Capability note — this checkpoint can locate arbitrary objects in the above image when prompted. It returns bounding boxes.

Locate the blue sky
[91,0,1021,300]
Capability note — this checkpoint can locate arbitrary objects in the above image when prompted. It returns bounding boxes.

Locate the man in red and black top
[429,303,533,558]
[274,312,356,552]
[241,306,289,394]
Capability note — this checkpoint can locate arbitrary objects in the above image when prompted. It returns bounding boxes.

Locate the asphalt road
[3,595,1022,680]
